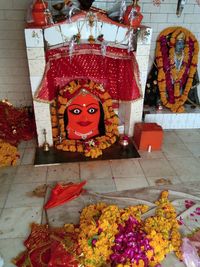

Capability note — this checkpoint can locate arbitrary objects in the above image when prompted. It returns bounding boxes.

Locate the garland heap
[156,27,199,113]
[13,191,183,267]
[78,191,182,267]
[51,80,119,158]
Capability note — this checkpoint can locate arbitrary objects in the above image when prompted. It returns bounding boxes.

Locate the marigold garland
[74,191,182,267]
[51,80,119,158]
[0,139,19,167]
[14,191,183,267]
[78,203,149,266]
[144,191,182,265]
[156,27,199,113]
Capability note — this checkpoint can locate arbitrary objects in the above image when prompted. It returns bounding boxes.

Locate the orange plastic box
[133,123,163,151]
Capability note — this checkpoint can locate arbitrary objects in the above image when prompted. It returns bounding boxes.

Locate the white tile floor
[0,129,200,266]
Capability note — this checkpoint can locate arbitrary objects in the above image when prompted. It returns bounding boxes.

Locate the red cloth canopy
[35,44,141,102]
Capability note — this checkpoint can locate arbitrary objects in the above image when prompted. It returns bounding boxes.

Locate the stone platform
[144,105,200,129]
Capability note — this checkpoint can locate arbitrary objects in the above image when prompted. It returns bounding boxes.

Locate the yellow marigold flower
[0,140,19,167]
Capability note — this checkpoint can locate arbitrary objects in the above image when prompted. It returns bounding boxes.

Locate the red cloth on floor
[13,223,79,267]
[35,44,141,102]
[44,181,86,209]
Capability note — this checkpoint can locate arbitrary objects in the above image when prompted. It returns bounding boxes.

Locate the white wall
[0,0,200,107]
[0,0,33,107]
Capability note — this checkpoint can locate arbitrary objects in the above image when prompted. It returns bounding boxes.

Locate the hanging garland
[156,27,199,113]
[51,80,119,158]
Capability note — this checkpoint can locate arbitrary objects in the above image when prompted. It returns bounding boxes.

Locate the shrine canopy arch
[24,10,152,146]
[34,10,145,103]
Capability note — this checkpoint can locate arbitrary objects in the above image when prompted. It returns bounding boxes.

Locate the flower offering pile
[14,191,183,267]
[78,191,182,267]
[0,100,36,146]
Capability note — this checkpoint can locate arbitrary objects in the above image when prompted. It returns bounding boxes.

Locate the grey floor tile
[0,238,25,267]
[13,165,47,183]
[16,148,24,166]
[0,184,11,208]
[139,158,176,177]
[175,129,200,143]
[184,142,200,157]
[0,207,42,239]
[163,130,183,144]
[80,160,112,179]
[82,177,116,193]
[110,159,144,178]
[46,205,82,227]
[162,143,193,159]
[139,150,165,159]
[47,163,80,182]
[178,174,200,182]
[5,183,45,208]
[17,141,28,149]
[25,139,37,148]
[0,166,17,185]
[114,176,149,191]
[168,157,200,178]
[20,148,36,165]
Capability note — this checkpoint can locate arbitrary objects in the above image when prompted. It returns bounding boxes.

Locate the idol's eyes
[87,107,98,114]
[69,108,82,115]
[69,107,98,115]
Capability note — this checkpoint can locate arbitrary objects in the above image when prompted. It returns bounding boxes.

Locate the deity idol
[174,32,185,72]
[64,89,105,140]
[144,27,199,112]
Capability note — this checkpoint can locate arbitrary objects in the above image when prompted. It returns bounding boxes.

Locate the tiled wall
[0,0,32,107]
[0,0,200,107]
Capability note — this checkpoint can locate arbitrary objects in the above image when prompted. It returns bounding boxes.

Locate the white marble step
[144,106,200,129]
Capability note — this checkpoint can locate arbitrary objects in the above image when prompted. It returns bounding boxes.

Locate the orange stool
[133,123,163,151]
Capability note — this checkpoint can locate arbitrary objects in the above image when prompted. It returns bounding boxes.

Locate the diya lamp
[157,100,163,111]
[119,134,129,147]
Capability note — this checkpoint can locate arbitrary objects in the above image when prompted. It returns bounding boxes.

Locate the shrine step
[143,106,200,129]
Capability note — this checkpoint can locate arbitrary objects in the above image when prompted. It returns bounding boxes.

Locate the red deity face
[66,91,101,140]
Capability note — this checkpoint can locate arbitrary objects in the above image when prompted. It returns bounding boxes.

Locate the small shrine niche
[24,6,152,158]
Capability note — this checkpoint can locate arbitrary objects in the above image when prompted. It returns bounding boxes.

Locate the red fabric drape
[14,223,79,267]
[44,181,86,209]
[35,44,141,102]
